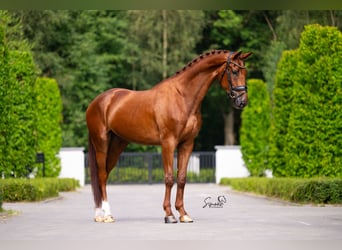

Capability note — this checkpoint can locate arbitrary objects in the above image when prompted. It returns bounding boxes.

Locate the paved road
[0,184,341,240]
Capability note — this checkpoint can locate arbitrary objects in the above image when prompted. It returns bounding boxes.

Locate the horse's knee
[177,174,187,188]
[164,173,174,187]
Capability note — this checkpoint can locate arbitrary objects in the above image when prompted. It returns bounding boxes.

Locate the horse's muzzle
[232,95,248,109]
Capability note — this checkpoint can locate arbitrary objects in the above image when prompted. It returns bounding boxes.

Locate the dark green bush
[220,177,342,204]
[0,178,79,202]
[240,79,271,176]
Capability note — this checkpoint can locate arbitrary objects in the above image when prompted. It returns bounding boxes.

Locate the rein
[220,51,248,99]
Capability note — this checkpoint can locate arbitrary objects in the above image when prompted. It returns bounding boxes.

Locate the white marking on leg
[95,207,103,217]
[102,201,112,216]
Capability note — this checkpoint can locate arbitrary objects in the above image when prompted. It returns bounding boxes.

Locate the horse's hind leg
[88,128,113,222]
[97,133,128,222]
[106,133,129,173]
[94,149,114,222]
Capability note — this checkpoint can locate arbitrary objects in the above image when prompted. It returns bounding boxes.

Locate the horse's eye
[232,70,239,76]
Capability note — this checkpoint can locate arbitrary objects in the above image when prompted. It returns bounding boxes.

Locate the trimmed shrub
[56,178,80,192]
[283,25,342,177]
[0,12,37,178]
[0,50,37,178]
[0,178,79,202]
[34,77,63,177]
[269,24,342,177]
[0,13,63,178]
[1,178,59,201]
[240,79,271,176]
[268,50,299,176]
[220,177,342,204]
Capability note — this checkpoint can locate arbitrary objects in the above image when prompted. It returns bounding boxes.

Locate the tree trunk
[162,10,168,79]
[224,105,235,145]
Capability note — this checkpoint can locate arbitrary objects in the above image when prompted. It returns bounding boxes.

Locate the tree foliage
[12,10,130,147]
[240,79,271,176]
[4,10,342,157]
[126,10,206,89]
[12,10,207,149]
[207,10,276,145]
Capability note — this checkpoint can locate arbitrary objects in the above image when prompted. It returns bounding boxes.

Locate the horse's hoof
[103,215,115,223]
[179,215,193,223]
[164,215,178,224]
[94,216,104,222]
[94,215,115,223]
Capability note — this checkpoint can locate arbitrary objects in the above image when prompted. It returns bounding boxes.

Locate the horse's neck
[172,53,227,113]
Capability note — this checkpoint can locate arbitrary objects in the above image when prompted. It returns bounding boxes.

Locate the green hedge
[269,24,342,177]
[86,167,215,184]
[240,79,271,176]
[34,77,63,177]
[220,177,342,204]
[268,50,298,175]
[0,13,63,178]
[0,178,79,203]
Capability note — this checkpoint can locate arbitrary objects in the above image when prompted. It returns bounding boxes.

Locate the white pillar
[215,145,250,184]
[173,153,200,174]
[58,147,85,186]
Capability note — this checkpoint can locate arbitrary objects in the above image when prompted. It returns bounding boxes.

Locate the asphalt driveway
[1,184,341,240]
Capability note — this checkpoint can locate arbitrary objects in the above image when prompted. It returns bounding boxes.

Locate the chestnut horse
[86,50,252,223]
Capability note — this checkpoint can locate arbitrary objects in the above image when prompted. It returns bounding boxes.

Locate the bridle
[219,52,248,99]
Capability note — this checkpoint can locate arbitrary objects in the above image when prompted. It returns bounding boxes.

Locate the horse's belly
[112,126,161,145]
[109,112,161,145]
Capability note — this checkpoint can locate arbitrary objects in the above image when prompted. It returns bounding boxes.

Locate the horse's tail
[88,133,102,207]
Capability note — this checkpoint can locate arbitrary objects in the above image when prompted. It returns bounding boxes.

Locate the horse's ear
[239,52,253,61]
[232,51,242,60]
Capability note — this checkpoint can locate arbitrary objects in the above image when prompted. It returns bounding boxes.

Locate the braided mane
[175,50,229,75]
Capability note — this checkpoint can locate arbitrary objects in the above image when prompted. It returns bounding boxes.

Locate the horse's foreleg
[175,140,194,223]
[161,141,177,223]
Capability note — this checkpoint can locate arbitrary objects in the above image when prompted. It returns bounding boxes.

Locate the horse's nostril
[233,97,247,109]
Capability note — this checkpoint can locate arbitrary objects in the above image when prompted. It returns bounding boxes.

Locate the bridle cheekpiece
[220,51,248,99]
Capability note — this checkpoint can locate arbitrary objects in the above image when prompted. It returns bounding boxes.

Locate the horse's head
[219,51,252,109]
